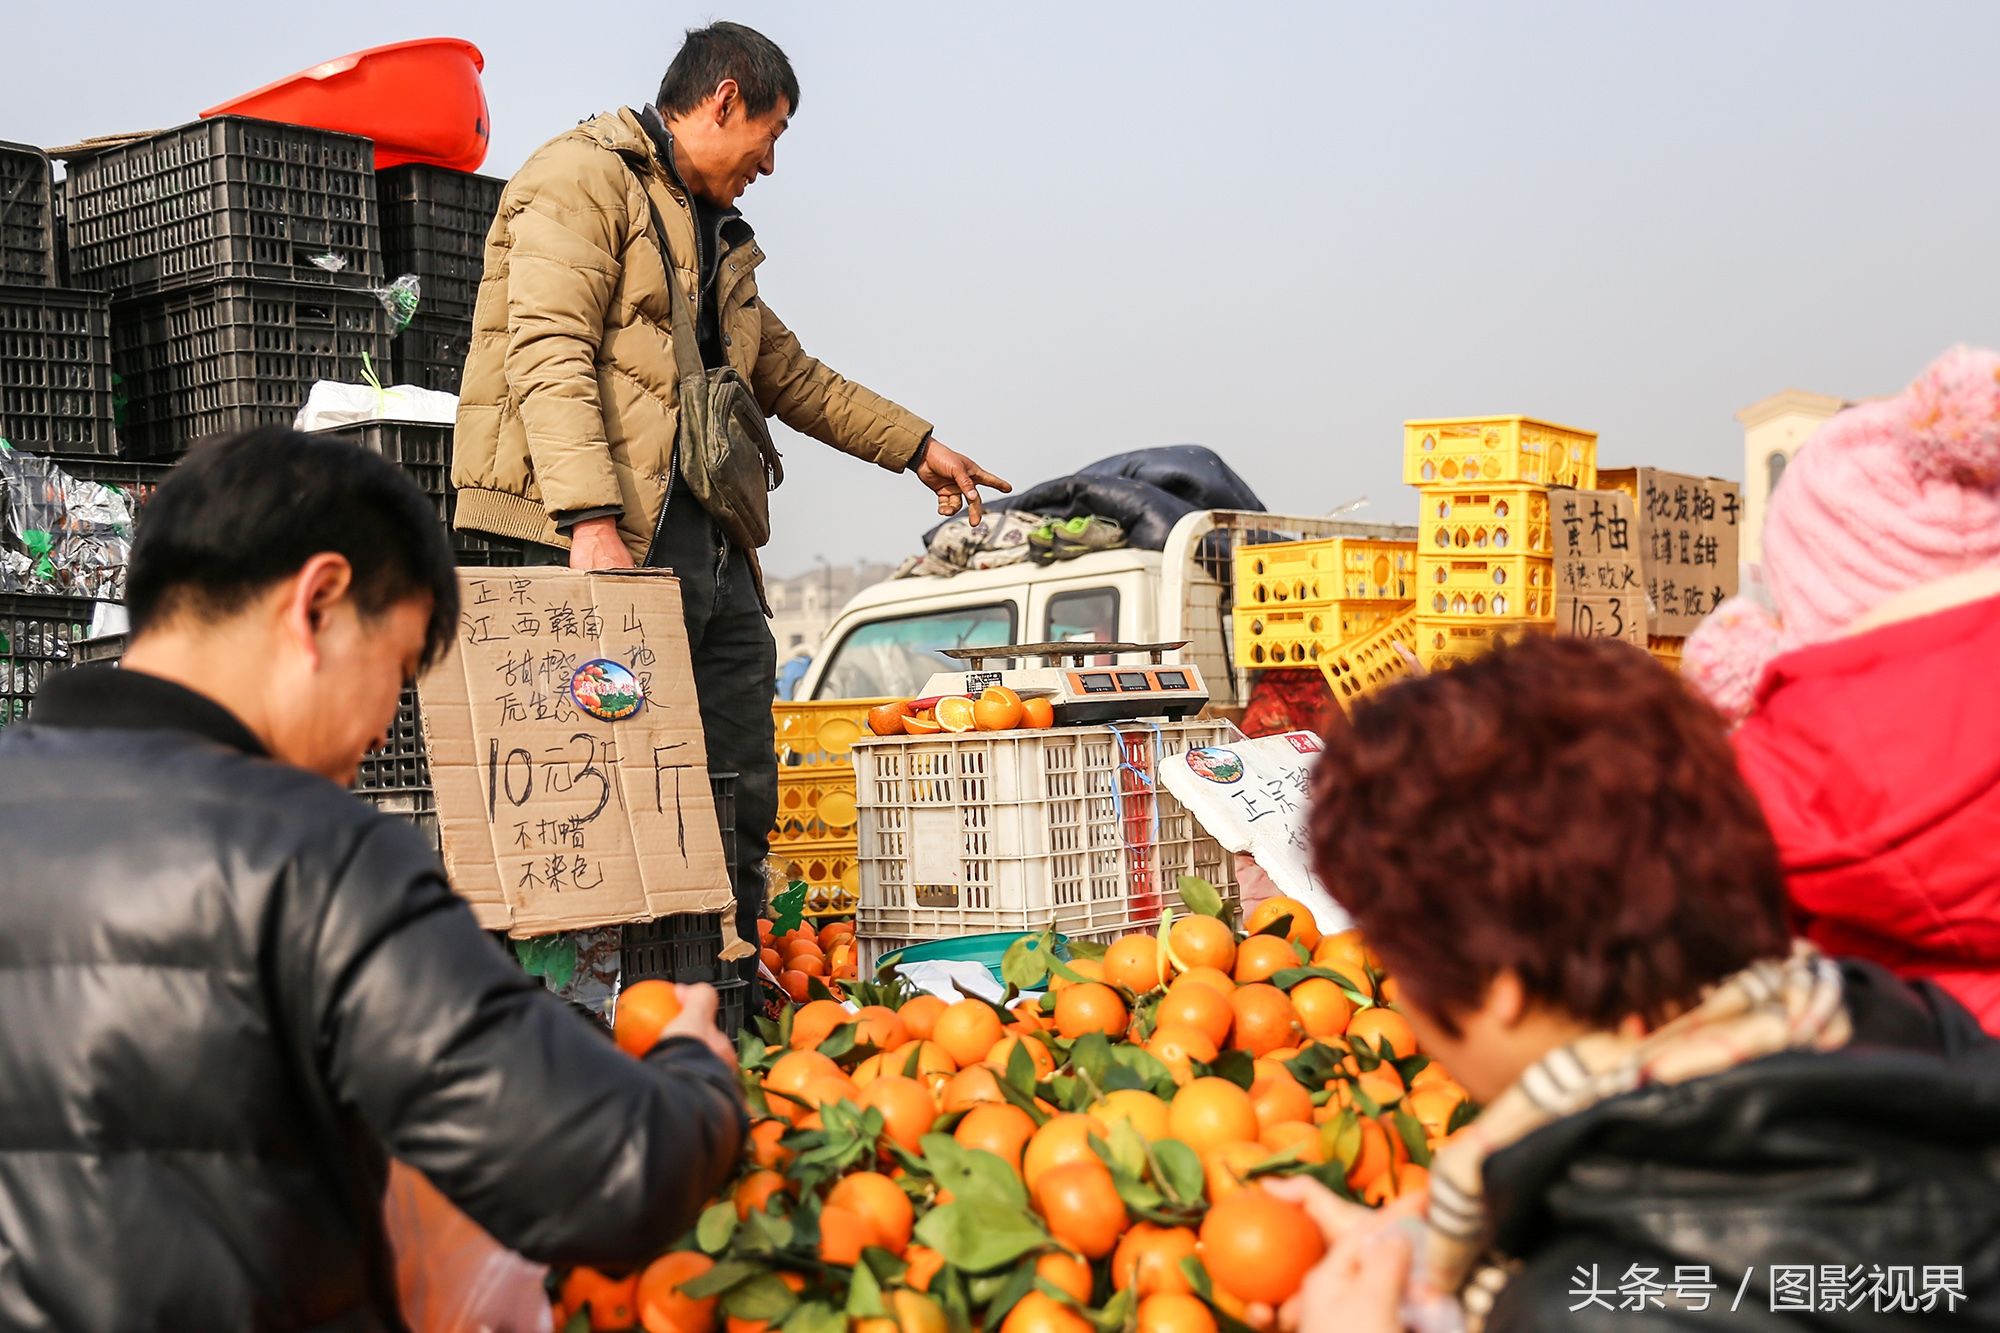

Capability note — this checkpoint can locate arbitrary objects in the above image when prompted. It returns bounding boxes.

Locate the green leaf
[680,1259,767,1299]
[1392,1109,1433,1168]
[741,1207,797,1253]
[806,975,842,1003]
[1066,937,1108,963]
[1447,1097,1482,1134]
[994,1069,1053,1127]
[846,1253,888,1318]
[726,1274,803,1322]
[1283,1043,1338,1089]
[983,1256,1042,1327]
[1253,913,1294,939]
[1151,1138,1205,1206]
[783,1300,846,1333]
[1107,1043,1175,1096]
[562,1311,591,1333]
[1001,933,1055,991]
[1323,1107,1362,1170]
[918,1133,1030,1210]
[696,1201,739,1253]
[1044,951,1096,989]
[1176,875,1228,921]
[913,1201,1051,1274]
[1208,1049,1256,1091]
[1180,1256,1213,1300]
[1270,965,1370,1005]
[1004,1037,1039,1095]
[770,882,808,937]
[1099,1121,1151,1183]
[1068,1032,1115,1089]
[1088,1286,1138,1333]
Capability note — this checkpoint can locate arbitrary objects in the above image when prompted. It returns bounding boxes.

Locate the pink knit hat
[1684,345,2000,719]
[1762,345,2000,642]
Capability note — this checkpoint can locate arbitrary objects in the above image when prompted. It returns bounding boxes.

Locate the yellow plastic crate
[1419,483,1552,556]
[771,845,861,915]
[1237,602,1407,668]
[774,769,860,844]
[1404,417,1598,490]
[1321,607,1420,711]
[1649,635,1685,672]
[771,698,893,769]
[1418,554,1558,621]
[1234,537,1418,607]
[1413,618,1554,672]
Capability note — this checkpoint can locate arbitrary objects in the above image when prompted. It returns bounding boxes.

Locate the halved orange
[935,696,978,732]
[903,713,945,736]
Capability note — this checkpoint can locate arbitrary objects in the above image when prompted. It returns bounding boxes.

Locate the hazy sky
[13,2,1998,577]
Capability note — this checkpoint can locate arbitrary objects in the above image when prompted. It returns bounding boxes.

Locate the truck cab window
[1047,588,1120,667]
[815,604,1018,699]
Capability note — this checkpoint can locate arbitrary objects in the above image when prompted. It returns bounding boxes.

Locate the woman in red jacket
[1686,345,2000,1033]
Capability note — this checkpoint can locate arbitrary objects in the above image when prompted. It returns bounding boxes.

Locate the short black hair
[126,427,461,668]
[657,21,799,120]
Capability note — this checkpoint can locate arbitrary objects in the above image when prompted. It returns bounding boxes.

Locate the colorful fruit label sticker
[569,659,645,721]
[1185,747,1245,784]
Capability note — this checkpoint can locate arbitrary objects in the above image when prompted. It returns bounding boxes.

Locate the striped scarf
[1420,942,1853,1330]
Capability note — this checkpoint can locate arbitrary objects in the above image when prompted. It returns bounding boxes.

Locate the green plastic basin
[878,931,1072,989]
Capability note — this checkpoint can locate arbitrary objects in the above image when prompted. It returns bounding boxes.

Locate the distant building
[1736,389,1848,566]
[765,561,898,667]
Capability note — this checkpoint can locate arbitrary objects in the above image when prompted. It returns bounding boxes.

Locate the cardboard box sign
[417,568,739,945]
[1552,487,1646,647]
[1597,467,1743,637]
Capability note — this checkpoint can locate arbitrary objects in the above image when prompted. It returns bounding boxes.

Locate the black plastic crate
[315,417,516,560]
[452,544,530,567]
[113,280,392,459]
[392,313,471,394]
[378,165,501,324]
[0,592,95,726]
[0,287,116,455]
[61,117,381,298]
[1,141,59,287]
[714,979,751,1035]
[356,687,428,790]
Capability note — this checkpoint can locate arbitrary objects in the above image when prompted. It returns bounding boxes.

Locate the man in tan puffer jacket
[453,20,1007,968]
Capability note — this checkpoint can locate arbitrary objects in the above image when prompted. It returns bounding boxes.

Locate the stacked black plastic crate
[0,140,114,724]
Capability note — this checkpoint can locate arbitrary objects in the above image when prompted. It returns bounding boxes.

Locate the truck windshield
[814,603,1018,699]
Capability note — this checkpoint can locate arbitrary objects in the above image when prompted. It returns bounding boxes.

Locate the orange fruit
[1090,1089,1172,1143]
[563,1268,640,1332]
[1290,978,1355,1040]
[1244,897,1323,952]
[1363,1161,1430,1206]
[1407,1083,1468,1139]
[1034,1249,1094,1303]
[1033,1159,1128,1258]
[954,1103,1038,1169]
[780,970,811,1003]
[764,1050,841,1122]
[726,1274,807,1333]
[1259,1119,1324,1164]
[734,1169,788,1220]
[1001,1292,1090,1333]
[1349,1063,1406,1110]
[985,1034,1056,1079]
[1249,1074,1315,1133]
[1153,982,1234,1048]
[1050,957,1106,992]
[902,714,944,736]
[1168,915,1236,975]
[1346,1007,1417,1060]
[940,1065,1007,1114]
[818,1202,873,1266]
[1229,984,1303,1057]
[1232,935,1300,986]
[790,999,851,1052]
[613,980,683,1058]
[1054,982,1130,1040]
[973,686,1025,731]
[636,1251,717,1333]
[820,919,856,945]
[1111,1223,1200,1297]
[1200,1140,1268,1202]
[1102,934,1165,994]
[1378,975,1402,1006]
[859,1075,940,1155]
[758,919,775,942]
[934,696,978,732]
[898,994,947,1041]
[1019,697,1056,730]
[1198,1191,1325,1306]
[904,1245,946,1292]
[867,701,912,736]
[1344,1117,1411,1192]
[1137,1293,1218,1333]
[932,1001,1005,1068]
[800,1072,861,1120]
[793,955,828,979]
[760,946,782,973]
[1166,1077,1260,1156]
[829,1170,915,1255]
[851,1053,890,1087]
[1147,1024,1221,1084]
[749,1118,793,1169]
[1410,1060,1454,1088]
[1311,930,1375,986]
[1170,966,1235,996]
[1022,1112,1106,1192]
[854,1005,911,1052]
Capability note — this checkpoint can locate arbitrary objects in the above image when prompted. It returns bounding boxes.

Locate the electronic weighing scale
[917,642,1211,725]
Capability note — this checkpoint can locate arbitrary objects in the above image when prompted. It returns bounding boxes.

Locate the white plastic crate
[853,720,1238,942]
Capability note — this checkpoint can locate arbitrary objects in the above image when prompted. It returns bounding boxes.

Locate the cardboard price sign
[1599,467,1743,637]
[417,568,737,944]
[1553,487,1646,646]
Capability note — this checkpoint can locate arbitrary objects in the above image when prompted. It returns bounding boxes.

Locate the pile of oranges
[761,917,861,1003]
[866,687,1057,738]
[555,887,1474,1333]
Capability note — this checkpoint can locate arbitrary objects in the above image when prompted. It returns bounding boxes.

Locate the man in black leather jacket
[0,428,746,1331]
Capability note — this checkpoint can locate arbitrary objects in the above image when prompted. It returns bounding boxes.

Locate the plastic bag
[384,1161,553,1333]
[0,441,135,598]
[295,374,460,432]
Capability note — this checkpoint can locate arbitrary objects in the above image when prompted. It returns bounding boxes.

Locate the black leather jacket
[1485,962,2000,1330]
[0,667,746,1331]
